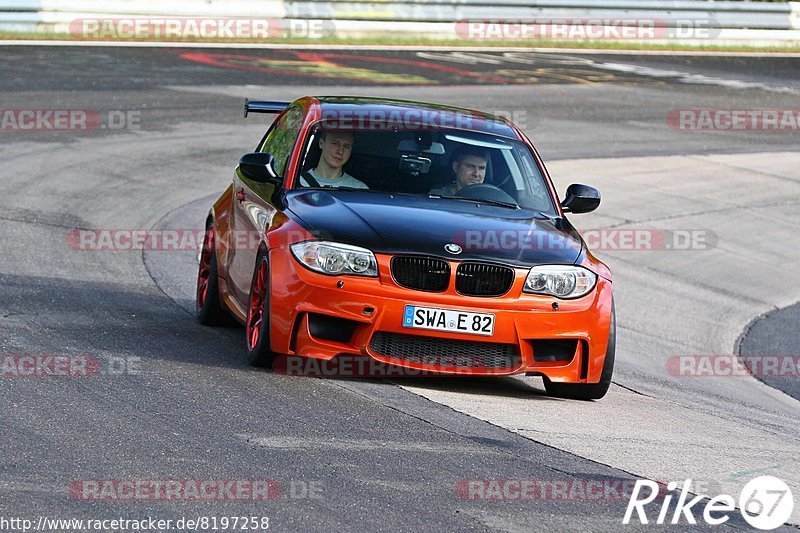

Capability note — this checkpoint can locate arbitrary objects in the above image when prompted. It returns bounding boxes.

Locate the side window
[259,106,304,177]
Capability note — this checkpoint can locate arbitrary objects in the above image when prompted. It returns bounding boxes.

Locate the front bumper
[269,249,613,383]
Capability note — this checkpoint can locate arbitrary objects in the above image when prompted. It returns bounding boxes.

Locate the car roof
[308,96,520,139]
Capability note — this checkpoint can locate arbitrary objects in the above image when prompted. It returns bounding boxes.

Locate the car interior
[297,127,554,213]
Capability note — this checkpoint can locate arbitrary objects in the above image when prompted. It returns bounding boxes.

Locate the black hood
[285,190,583,267]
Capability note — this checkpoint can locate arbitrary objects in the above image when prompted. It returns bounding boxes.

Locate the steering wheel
[456,183,518,206]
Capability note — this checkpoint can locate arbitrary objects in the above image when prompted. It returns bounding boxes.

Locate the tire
[544,300,616,401]
[196,225,232,326]
[245,251,278,367]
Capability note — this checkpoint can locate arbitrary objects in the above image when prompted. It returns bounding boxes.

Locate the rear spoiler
[243,99,289,118]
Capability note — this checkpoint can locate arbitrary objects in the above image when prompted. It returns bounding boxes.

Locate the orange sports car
[196,96,615,400]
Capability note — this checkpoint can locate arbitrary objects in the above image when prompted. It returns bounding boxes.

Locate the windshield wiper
[431,194,520,210]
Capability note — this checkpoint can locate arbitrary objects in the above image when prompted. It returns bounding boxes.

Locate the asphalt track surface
[740,305,800,401]
[1,45,799,531]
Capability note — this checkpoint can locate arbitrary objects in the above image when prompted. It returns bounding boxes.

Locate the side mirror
[238,152,281,184]
[561,183,600,214]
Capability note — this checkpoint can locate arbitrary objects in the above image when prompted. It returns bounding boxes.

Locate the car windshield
[294,126,557,215]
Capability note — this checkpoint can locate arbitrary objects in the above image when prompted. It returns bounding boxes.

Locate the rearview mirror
[561,184,600,214]
[397,139,445,155]
[238,152,281,184]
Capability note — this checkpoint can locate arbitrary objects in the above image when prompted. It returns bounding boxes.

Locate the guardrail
[1,0,799,46]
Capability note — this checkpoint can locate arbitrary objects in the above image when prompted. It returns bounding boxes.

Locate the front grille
[370,331,520,369]
[456,262,515,297]
[391,256,450,292]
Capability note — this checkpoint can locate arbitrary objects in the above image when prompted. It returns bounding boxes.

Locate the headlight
[290,241,378,277]
[523,265,596,299]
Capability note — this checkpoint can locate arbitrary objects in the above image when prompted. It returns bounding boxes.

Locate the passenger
[300,130,368,189]
[429,146,489,196]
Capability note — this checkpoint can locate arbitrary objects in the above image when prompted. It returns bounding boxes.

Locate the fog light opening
[307,313,359,344]
[531,339,578,363]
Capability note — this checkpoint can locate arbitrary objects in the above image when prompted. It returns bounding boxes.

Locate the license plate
[403,305,495,336]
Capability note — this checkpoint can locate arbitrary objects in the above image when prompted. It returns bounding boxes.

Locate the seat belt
[301,170,323,188]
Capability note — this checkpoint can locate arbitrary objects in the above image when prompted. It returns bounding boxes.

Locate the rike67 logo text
[624,476,794,530]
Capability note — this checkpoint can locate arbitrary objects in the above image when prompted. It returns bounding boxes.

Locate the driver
[429,146,489,196]
[299,130,368,189]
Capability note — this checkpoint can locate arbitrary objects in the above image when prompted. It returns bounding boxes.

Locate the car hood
[285,190,583,267]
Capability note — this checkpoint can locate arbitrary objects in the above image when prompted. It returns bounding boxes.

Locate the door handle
[236,188,246,203]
